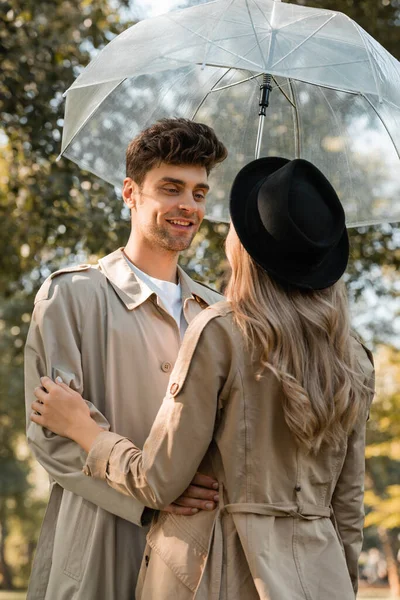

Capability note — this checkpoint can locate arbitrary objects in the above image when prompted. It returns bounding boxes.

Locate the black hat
[229,157,349,290]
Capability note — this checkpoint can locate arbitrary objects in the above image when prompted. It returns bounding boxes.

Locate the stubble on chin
[149,224,198,252]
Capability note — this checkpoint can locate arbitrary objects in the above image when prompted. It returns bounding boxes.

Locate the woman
[31,157,374,600]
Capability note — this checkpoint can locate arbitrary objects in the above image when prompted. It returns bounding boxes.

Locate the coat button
[170,382,179,395]
[161,361,172,373]
[145,554,150,567]
[295,485,302,492]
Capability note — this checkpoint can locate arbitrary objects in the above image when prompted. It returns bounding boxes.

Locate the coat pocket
[146,511,211,593]
[63,497,96,581]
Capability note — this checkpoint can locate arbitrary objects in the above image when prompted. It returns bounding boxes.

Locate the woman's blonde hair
[225,226,369,454]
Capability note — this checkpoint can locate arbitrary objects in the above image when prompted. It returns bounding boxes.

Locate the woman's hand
[31,376,103,452]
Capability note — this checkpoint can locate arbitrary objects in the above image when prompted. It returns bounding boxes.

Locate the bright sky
[132,0,191,18]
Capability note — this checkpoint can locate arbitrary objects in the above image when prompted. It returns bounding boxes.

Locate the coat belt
[224,501,331,519]
[194,484,331,600]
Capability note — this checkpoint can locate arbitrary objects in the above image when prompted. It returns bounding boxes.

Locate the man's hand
[163,472,219,515]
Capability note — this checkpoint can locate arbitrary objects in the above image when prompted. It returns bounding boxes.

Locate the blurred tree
[0,0,399,589]
[0,0,133,588]
[0,0,134,295]
[364,345,400,597]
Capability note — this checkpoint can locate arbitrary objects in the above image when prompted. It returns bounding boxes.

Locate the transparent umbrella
[60,0,400,226]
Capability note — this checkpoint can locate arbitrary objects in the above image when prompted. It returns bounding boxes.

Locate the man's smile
[165,217,196,230]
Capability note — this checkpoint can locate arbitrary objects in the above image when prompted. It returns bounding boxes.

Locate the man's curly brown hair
[126,118,227,186]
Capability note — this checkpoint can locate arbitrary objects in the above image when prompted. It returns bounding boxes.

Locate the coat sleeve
[25,272,148,526]
[331,343,375,595]
[84,308,235,509]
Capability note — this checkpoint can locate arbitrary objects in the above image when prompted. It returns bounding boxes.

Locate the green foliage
[0,0,133,296]
[365,486,400,529]
[0,0,399,589]
[0,0,133,588]
[364,346,400,564]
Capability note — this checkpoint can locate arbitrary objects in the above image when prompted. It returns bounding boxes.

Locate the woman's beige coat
[85,301,375,600]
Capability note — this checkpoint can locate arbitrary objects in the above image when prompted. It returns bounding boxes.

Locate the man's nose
[178,192,198,213]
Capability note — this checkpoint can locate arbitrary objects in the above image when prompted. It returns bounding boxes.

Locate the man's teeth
[169,220,191,226]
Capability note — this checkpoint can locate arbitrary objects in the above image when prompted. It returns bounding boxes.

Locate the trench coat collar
[98,248,212,311]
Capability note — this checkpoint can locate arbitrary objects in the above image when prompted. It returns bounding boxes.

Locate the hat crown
[257,160,344,255]
[229,157,349,290]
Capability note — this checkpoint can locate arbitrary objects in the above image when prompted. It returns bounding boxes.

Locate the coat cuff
[83,431,125,480]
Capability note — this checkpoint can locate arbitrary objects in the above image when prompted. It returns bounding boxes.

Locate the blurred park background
[1,0,400,596]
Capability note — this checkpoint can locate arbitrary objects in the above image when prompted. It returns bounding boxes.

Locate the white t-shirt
[125,257,186,336]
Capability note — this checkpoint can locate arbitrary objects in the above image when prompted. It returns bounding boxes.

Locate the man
[25,118,227,599]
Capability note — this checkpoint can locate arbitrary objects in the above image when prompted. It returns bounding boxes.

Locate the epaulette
[34,264,92,303]
[168,306,223,397]
[193,279,221,295]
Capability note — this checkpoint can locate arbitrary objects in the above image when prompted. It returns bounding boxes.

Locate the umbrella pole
[255,73,272,159]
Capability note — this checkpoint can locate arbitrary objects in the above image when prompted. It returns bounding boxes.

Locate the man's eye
[194,193,205,200]
[164,187,178,194]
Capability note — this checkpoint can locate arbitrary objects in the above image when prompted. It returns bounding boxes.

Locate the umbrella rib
[60,79,124,157]
[318,85,356,212]
[271,76,296,108]
[211,32,261,41]
[250,0,273,30]
[270,13,336,69]
[168,30,270,66]
[287,79,301,158]
[382,97,400,111]
[210,29,272,75]
[165,18,263,69]
[279,57,372,93]
[245,0,268,71]
[279,58,369,72]
[352,21,382,101]
[275,10,334,34]
[362,95,400,161]
[271,27,372,95]
[199,0,237,69]
[210,71,264,92]
[190,69,232,120]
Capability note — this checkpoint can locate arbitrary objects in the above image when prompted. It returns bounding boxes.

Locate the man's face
[123,163,209,252]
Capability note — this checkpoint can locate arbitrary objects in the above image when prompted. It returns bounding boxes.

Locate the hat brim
[230,157,349,290]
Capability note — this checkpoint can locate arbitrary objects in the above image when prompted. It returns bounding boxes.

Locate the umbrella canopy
[61,0,400,226]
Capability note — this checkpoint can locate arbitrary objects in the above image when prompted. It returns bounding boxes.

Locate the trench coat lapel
[98,248,214,315]
[98,248,154,310]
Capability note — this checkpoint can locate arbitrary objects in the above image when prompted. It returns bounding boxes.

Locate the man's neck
[123,238,179,284]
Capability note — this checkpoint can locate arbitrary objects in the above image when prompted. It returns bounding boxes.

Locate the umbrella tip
[56,153,62,162]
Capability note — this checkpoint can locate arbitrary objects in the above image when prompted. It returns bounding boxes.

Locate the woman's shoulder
[183,301,235,352]
[350,330,374,379]
[205,299,233,318]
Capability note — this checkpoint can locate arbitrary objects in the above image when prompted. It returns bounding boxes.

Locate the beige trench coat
[84,301,375,600]
[24,248,222,600]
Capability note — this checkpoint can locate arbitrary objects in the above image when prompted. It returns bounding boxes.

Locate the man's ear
[122,177,139,209]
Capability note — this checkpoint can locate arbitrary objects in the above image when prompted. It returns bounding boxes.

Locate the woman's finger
[30,412,45,426]
[31,401,46,414]
[40,376,58,392]
[34,386,48,403]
